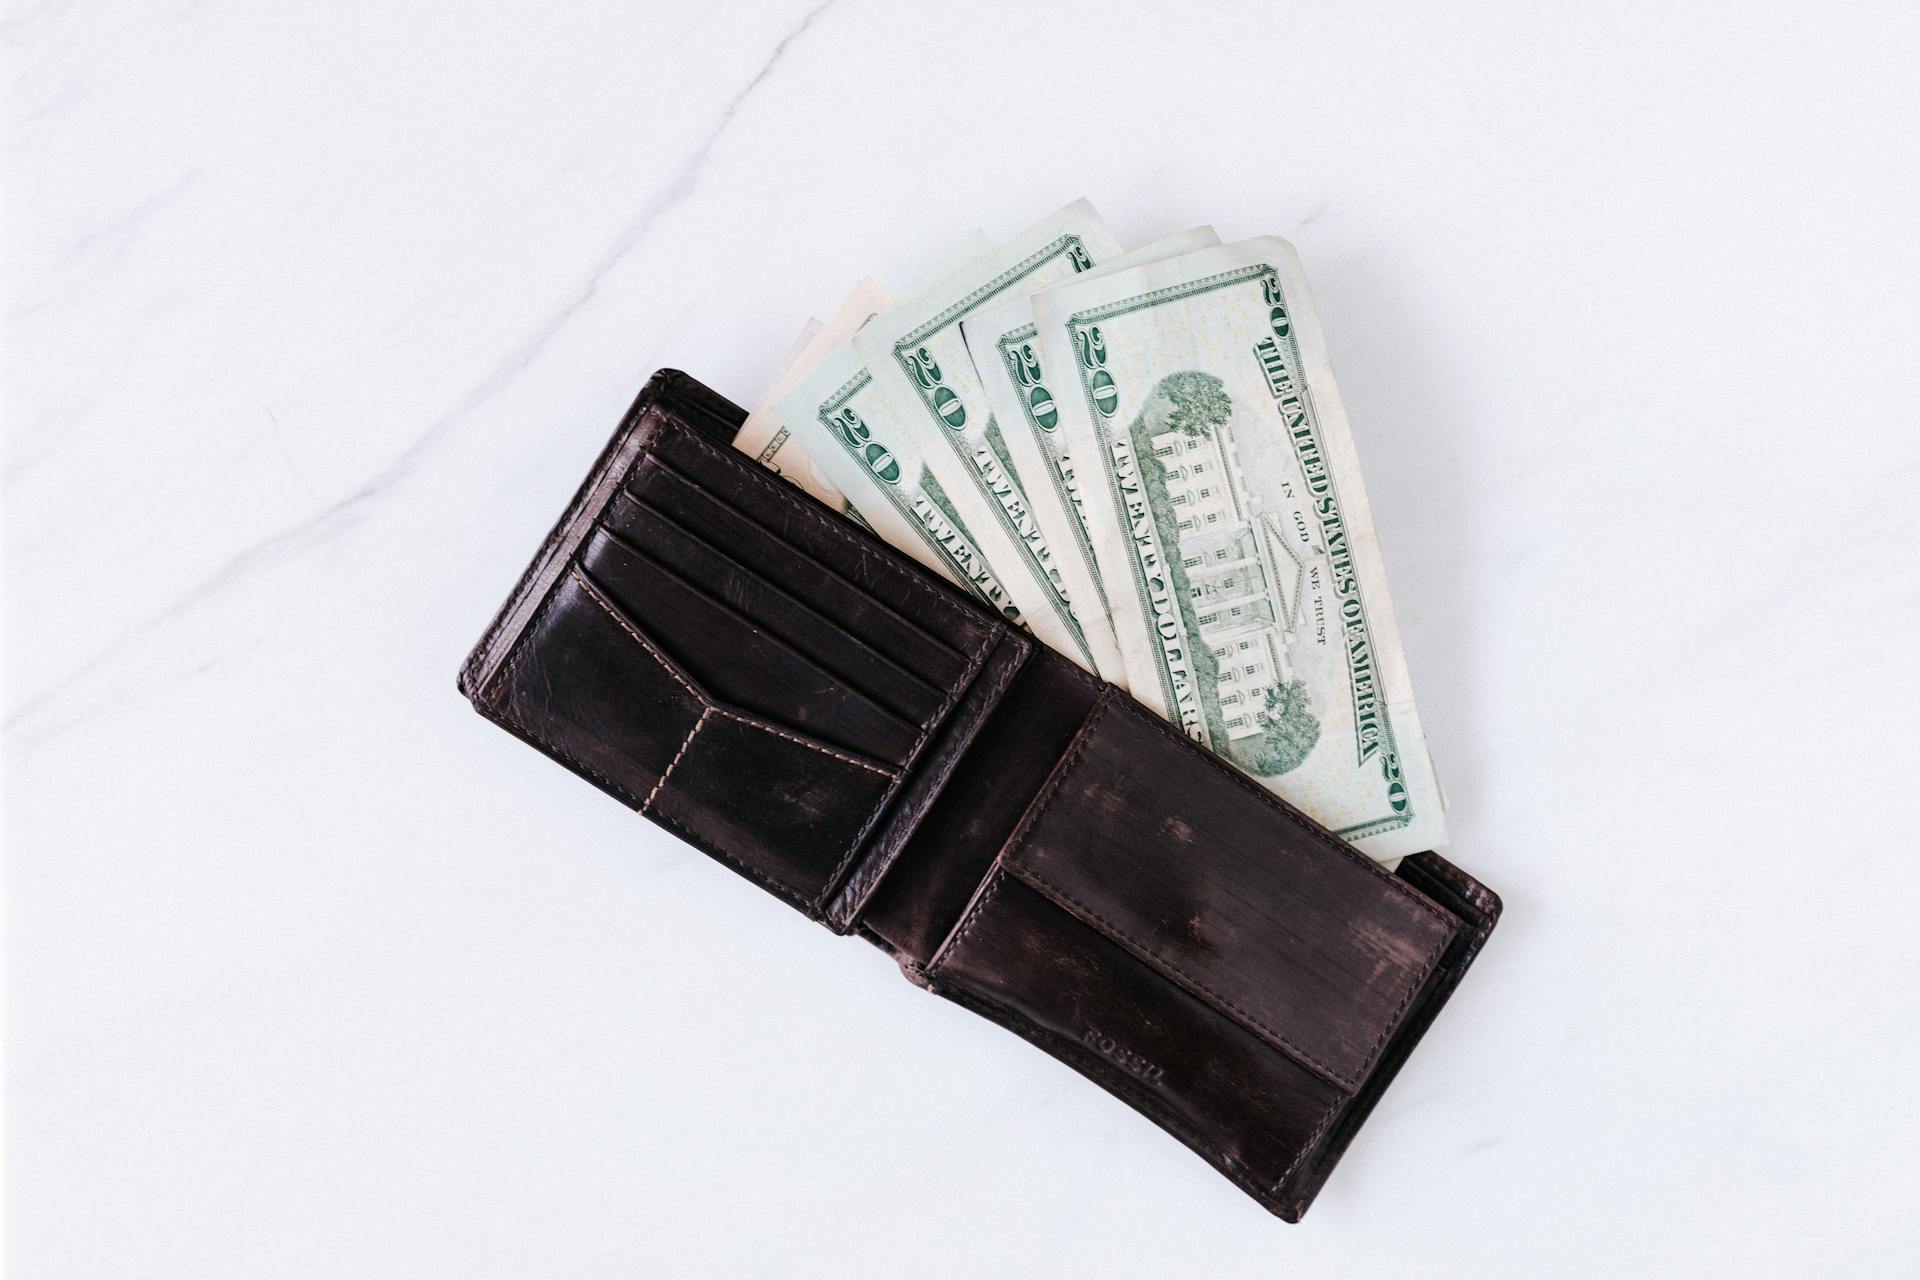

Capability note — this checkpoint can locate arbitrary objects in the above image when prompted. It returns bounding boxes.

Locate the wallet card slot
[469,384,1036,927]
[508,567,904,908]
[600,490,947,724]
[579,530,924,766]
[567,564,902,778]
[483,567,710,815]
[625,453,974,685]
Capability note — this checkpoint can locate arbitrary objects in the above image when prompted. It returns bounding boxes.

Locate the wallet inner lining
[565,565,901,779]
[578,531,925,766]
[625,451,976,683]
[599,492,944,721]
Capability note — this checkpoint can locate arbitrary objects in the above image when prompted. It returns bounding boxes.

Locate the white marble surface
[7,2,1920,1274]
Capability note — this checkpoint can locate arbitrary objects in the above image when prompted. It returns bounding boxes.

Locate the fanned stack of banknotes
[734,200,1445,863]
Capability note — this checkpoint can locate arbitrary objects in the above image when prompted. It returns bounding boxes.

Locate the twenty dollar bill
[1032,236,1447,860]
[961,226,1221,691]
[772,339,1023,623]
[853,200,1123,674]
[736,278,894,517]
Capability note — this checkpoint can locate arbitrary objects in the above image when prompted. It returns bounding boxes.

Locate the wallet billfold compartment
[458,370,1500,1220]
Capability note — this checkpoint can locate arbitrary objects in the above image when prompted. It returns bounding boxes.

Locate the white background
[7,2,1919,1275]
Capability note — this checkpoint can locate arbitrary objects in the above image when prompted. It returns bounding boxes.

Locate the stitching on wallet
[731,719,897,779]
[1279,1084,1346,1191]
[471,683,647,812]
[468,402,667,690]
[487,415,1016,920]
[568,566,702,702]
[996,695,1446,1092]
[608,487,949,702]
[490,560,579,708]
[1013,867,1361,1090]
[994,689,1114,881]
[567,559,913,916]
[644,804,813,913]
[480,563,682,817]
[480,602,814,915]
[926,866,1007,975]
[567,567,899,779]
[644,707,711,814]
[820,622,1012,914]
[589,519,929,737]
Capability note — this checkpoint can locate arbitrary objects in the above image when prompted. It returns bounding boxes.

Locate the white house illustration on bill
[1146,412,1320,751]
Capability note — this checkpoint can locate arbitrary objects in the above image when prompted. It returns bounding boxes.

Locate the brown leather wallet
[457,369,1500,1220]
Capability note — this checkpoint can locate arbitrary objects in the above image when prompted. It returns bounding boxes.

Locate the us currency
[960,226,1221,690]
[775,316,826,372]
[853,200,1123,674]
[735,278,893,515]
[742,314,826,459]
[735,235,997,511]
[1031,236,1447,860]
[772,335,1023,623]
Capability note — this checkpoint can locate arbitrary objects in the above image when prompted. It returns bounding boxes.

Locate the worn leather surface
[459,370,1501,1220]
[459,372,1028,918]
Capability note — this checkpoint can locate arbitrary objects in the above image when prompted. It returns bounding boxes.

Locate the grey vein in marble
[3,0,840,738]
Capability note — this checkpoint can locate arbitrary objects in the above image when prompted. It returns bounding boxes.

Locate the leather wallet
[457,369,1500,1220]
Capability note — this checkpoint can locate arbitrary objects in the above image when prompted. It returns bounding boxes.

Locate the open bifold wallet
[458,370,1500,1221]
